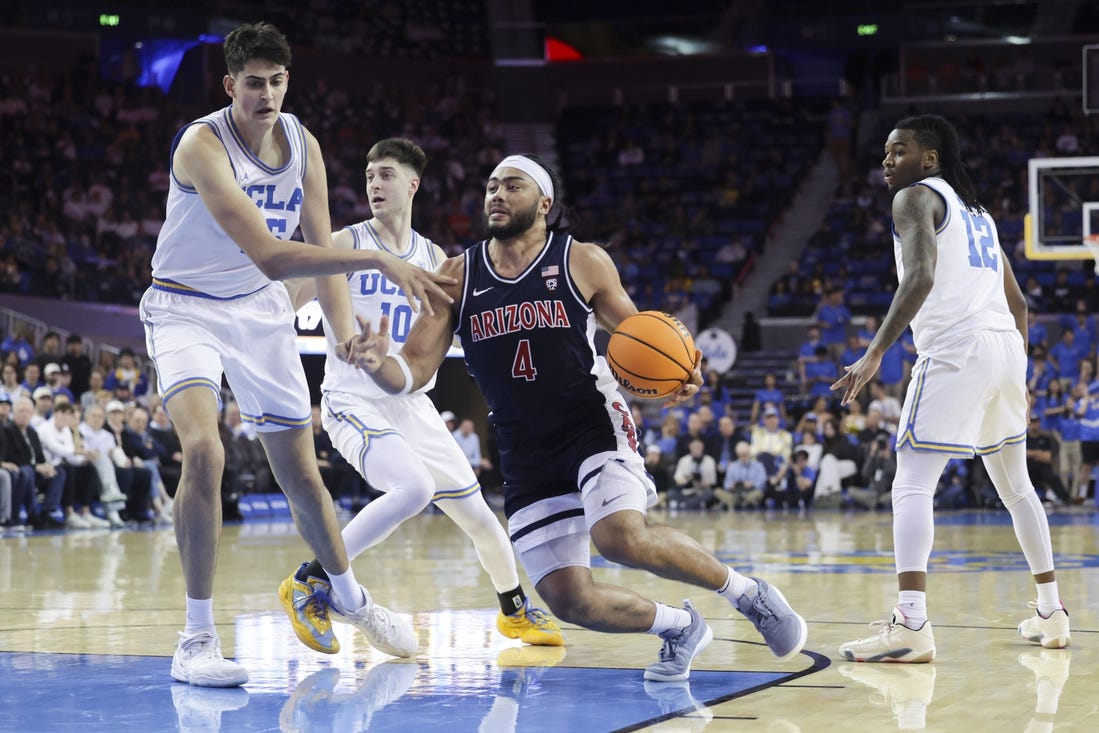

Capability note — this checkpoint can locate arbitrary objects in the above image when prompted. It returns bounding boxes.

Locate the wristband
[391,353,413,395]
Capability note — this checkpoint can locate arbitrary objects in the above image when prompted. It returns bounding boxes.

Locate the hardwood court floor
[1,506,1096,732]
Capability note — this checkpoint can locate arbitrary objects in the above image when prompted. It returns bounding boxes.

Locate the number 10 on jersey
[379,302,414,343]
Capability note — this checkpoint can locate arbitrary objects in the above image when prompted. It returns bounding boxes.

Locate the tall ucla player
[348,153,807,681]
[833,114,1070,662]
[281,138,562,648]
[140,23,451,687]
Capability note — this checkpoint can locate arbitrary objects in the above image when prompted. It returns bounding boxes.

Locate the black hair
[514,153,572,232]
[894,114,982,212]
[367,138,427,177]
[223,22,292,75]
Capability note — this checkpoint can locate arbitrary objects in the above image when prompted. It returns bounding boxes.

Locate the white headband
[491,155,554,204]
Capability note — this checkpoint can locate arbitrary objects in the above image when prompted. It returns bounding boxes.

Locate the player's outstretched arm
[173,124,456,304]
[347,256,464,393]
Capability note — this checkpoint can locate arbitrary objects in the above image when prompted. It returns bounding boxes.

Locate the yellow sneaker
[496,603,565,646]
[278,564,339,654]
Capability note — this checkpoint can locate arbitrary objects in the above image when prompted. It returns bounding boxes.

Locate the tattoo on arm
[869,188,938,354]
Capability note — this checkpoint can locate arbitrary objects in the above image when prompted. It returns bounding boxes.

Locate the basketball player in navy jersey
[348,153,807,681]
[141,23,451,686]
[833,114,1069,663]
[280,137,562,648]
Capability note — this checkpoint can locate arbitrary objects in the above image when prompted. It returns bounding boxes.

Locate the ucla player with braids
[281,138,563,649]
[348,153,807,682]
[140,23,453,687]
[834,114,1070,662]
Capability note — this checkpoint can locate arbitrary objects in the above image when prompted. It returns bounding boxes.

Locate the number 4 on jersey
[511,339,538,381]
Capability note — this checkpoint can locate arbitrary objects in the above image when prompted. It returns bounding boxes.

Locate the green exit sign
[99,13,120,27]
[857,23,878,36]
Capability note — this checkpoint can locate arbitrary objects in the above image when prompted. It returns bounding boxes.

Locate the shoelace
[748,592,779,630]
[656,628,685,662]
[178,631,219,658]
[860,616,900,641]
[367,605,397,635]
[522,605,555,629]
[293,584,330,623]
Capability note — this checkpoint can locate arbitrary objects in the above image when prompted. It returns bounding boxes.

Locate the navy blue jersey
[455,232,633,514]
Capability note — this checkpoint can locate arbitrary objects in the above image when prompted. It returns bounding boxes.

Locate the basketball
[606,311,696,399]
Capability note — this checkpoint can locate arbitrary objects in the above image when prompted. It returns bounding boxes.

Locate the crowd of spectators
[0,62,506,304]
[557,99,827,332]
[769,103,1099,319]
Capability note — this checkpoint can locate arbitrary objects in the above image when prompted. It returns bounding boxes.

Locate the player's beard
[484,201,539,240]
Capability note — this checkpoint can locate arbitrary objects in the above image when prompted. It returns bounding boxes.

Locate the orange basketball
[606,311,696,399]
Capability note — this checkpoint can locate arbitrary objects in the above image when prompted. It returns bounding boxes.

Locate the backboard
[1025,156,1099,271]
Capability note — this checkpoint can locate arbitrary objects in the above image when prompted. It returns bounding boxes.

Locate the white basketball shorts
[896,329,1027,457]
[140,283,311,431]
[321,390,481,500]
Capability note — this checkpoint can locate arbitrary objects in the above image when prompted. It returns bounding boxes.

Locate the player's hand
[374,253,456,318]
[664,348,704,407]
[348,314,391,374]
[830,349,883,406]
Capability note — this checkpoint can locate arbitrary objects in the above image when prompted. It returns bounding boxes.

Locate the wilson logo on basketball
[607,364,660,396]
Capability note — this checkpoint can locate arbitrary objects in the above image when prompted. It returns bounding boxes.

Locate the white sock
[898,590,927,629]
[1036,581,1061,617]
[184,596,215,634]
[328,568,369,612]
[647,602,692,635]
[716,566,757,602]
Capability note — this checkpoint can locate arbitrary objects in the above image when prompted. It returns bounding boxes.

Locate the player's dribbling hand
[348,314,391,374]
[664,348,703,407]
[830,349,883,406]
[375,254,456,317]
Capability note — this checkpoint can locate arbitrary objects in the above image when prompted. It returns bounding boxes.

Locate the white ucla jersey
[321,221,442,400]
[893,177,1016,365]
[151,106,308,299]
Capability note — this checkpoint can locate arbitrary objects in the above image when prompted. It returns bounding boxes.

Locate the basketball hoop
[1086,234,1099,275]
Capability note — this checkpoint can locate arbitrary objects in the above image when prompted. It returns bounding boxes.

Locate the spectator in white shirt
[36,402,111,528]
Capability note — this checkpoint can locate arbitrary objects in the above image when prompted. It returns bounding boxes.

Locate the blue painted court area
[0,651,789,732]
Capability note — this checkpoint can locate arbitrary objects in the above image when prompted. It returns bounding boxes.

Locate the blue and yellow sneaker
[278,563,339,654]
[496,602,565,646]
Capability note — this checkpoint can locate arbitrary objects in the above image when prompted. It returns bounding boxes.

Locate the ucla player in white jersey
[140,23,453,687]
[346,153,807,683]
[282,138,563,647]
[833,114,1070,663]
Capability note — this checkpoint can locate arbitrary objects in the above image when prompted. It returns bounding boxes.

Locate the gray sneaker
[328,588,418,658]
[735,578,807,661]
[644,600,714,682]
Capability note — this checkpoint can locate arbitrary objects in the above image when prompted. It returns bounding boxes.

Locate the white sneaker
[839,606,936,663]
[171,684,250,732]
[84,513,111,529]
[171,630,250,687]
[65,512,91,529]
[1018,603,1071,649]
[106,510,125,528]
[328,589,418,658]
[100,489,127,504]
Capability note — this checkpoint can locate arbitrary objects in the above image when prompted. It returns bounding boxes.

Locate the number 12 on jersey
[961,209,998,271]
